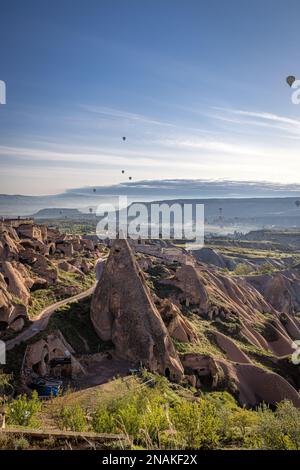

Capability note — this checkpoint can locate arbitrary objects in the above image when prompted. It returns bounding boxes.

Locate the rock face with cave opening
[90,238,184,381]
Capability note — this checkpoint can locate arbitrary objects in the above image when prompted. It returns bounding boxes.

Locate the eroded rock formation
[91,238,184,381]
[181,352,300,408]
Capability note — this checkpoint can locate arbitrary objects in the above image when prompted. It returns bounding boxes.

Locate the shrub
[114,399,143,437]
[92,405,116,434]
[14,437,30,450]
[92,382,170,448]
[6,391,42,427]
[170,399,221,449]
[139,398,169,448]
[254,401,300,450]
[234,263,253,276]
[60,403,88,432]
[0,371,13,403]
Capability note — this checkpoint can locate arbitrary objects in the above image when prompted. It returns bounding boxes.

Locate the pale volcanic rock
[181,352,300,408]
[181,353,222,388]
[213,330,252,364]
[2,261,30,305]
[281,314,300,340]
[264,322,294,356]
[192,247,228,268]
[80,238,95,251]
[56,242,74,257]
[13,262,35,290]
[0,231,20,261]
[169,265,210,308]
[20,249,58,284]
[231,362,300,408]
[158,298,196,343]
[0,273,28,330]
[23,330,85,378]
[240,322,270,350]
[9,316,25,332]
[169,265,272,323]
[0,273,14,325]
[58,261,84,277]
[247,270,300,314]
[69,257,93,274]
[90,238,184,381]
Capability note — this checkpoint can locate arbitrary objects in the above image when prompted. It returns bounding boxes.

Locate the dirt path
[5,284,96,351]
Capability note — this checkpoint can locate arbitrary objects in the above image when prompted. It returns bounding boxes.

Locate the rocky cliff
[90,239,184,381]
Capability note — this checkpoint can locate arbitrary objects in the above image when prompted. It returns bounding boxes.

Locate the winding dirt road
[5,284,96,352]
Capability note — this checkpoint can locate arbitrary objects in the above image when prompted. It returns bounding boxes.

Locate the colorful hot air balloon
[287,75,296,87]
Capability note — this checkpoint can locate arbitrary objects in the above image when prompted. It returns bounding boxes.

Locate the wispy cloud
[212,107,300,139]
[225,109,300,128]
[159,136,294,159]
[80,105,176,128]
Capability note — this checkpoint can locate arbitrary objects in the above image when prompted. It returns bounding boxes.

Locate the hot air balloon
[295,200,300,208]
[93,188,96,193]
[122,136,126,141]
[287,75,296,87]
[89,207,93,213]
[129,176,132,180]
[122,170,125,174]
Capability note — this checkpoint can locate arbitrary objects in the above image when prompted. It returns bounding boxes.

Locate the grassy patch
[44,297,112,354]
[28,270,95,318]
[175,315,225,358]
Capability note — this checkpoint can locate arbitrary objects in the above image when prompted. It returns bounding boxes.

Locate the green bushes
[0,370,13,399]
[5,375,300,450]
[90,385,256,449]
[13,437,30,450]
[6,391,42,427]
[92,405,115,434]
[92,383,170,447]
[234,263,253,276]
[92,384,300,450]
[253,401,300,450]
[54,377,300,450]
[170,400,221,449]
[60,403,88,432]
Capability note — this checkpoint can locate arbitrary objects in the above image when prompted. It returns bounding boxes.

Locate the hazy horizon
[2,178,300,198]
[2,178,300,219]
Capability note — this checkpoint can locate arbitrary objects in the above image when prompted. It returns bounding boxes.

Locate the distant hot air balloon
[287,75,296,87]
[122,136,126,141]
[122,170,125,174]
[93,188,96,193]
[89,207,93,213]
[129,176,132,180]
[295,200,300,208]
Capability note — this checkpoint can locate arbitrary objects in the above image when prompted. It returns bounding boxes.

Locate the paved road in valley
[5,284,96,351]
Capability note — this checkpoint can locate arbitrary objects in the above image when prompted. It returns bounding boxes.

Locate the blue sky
[1,0,300,195]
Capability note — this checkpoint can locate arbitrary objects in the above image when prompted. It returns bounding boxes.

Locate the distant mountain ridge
[1,180,300,229]
[33,208,83,218]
